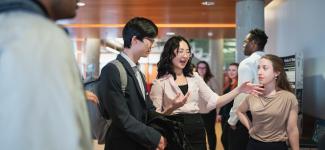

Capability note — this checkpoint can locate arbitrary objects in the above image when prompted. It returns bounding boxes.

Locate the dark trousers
[228,122,249,150]
[201,109,216,150]
[220,118,230,150]
[168,114,207,150]
[246,138,288,150]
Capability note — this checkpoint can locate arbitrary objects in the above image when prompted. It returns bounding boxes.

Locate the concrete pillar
[209,39,224,95]
[236,0,264,62]
[83,38,101,82]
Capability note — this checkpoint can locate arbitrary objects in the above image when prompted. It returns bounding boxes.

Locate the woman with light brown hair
[237,54,299,150]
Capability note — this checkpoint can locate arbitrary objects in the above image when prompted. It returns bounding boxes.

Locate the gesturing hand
[171,92,191,109]
[238,81,264,96]
[85,90,99,104]
[156,136,167,150]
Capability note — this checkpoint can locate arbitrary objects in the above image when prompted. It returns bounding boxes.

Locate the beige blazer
[150,73,219,114]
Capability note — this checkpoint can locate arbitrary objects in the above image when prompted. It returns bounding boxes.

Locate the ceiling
[64,0,272,40]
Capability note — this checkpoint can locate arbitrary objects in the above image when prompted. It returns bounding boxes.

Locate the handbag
[147,115,192,150]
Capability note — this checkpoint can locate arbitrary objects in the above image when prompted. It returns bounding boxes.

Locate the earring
[275,76,278,80]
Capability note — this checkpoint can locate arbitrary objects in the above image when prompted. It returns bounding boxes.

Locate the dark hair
[122,17,158,48]
[157,35,193,80]
[229,62,239,68]
[261,54,294,93]
[196,61,213,83]
[248,28,268,50]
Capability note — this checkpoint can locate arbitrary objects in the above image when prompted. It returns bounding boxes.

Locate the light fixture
[208,32,213,37]
[77,1,86,7]
[201,0,215,6]
[166,32,176,36]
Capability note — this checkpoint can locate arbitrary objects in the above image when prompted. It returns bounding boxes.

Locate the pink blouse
[150,73,219,115]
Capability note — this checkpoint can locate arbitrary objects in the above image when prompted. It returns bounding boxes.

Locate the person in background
[196,60,220,150]
[237,54,299,150]
[223,70,231,91]
[218,63,239,150]
[0,0,92,150]
[150,35,263,150]
[227,28,268,150]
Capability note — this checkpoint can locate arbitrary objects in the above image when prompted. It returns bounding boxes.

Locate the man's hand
[156,136,167,150]
[85,90,98,104]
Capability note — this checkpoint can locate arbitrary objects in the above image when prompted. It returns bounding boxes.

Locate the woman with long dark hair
[150,35,263,150]
[237,54,299,150]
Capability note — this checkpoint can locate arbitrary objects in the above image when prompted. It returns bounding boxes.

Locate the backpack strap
[110,60,127,96]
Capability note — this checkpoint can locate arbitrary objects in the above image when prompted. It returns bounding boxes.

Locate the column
[236,0,265,62]
[209,39,224,95]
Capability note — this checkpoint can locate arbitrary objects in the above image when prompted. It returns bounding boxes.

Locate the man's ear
[251,40,258,50]
[130,36,138,47]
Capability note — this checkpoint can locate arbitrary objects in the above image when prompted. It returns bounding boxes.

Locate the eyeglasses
[143,37,157,49]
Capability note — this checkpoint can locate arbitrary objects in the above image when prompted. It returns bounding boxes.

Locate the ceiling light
[77,1,86,7]
[208,32,213,37]
[166,32,175,36]
[201,0,215,6]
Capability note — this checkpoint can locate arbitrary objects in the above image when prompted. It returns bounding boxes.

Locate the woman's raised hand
[238,81,264,96]
[171,92,191,109]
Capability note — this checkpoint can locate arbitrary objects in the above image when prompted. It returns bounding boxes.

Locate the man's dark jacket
[98,54,161,150]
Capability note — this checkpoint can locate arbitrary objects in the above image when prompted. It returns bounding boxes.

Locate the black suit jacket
[98,54,161,150]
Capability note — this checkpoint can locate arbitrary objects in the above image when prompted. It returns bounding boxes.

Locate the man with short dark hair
[0,0,92,150]
[227,28,268,150]
[98,17,167,150]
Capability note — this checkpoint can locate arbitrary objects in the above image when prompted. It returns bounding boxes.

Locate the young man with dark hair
[98,17,167,150]
[0,0,92,150]
[227,28,268,150]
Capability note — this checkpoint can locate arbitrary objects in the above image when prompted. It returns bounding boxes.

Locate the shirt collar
[120,52,137,68]
[251,51,265,57]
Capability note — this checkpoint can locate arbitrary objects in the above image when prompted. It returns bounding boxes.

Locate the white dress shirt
[120,52,146,98]
[228,51,265,125]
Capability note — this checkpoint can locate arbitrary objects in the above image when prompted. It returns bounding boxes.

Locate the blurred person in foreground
[0,0,92,149]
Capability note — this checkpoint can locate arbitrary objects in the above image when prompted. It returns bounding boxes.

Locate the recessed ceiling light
[201,1,215,6]
[166,32,175,36]
[208,32,213,37]
[77,1,86,7]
